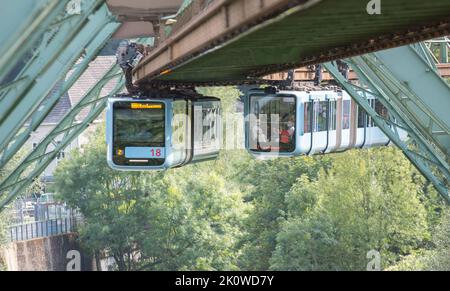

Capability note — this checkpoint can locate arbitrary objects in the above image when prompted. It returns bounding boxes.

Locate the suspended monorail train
[107,95,222,170]
[244,88,408,158]
[106,88,406,171]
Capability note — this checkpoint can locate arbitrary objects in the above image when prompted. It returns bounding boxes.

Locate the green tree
[270,147,430,271]
[238,156,329,270]
[426,209,450,270]
[197,86,241,114]
[139,166,249,271]
[53,125,249,271]
[0,146,43,247]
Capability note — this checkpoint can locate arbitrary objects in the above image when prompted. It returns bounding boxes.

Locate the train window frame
[375,99,388,120]
[342,100,351,130]
[248,94,297,154]
[111,100,167,168]
[368,99,375,128]
[193,101,222,156]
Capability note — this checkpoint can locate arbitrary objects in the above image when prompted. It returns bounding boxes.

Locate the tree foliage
[51,86,447,271]
[54,126,249,271]
[270,148,430,271]
[237,156,329,270]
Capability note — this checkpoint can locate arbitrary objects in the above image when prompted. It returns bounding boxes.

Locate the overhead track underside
[133,0,450,87]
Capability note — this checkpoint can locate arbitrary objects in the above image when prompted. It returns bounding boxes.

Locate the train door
[339,93,353,151]
[310,95,328,155]
[371,99,391,146]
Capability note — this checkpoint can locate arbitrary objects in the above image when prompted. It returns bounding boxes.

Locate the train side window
[342,100,351,130]
[196,105,220,151]
[303,103,312,134]
[357,105,366,128]
[202,108,212,145]
[249,95,296,153]
[375,100,388,119]
[330,101,337,131]
[315,101,328,132]
[172,100,188,160]
[368,99,375,127]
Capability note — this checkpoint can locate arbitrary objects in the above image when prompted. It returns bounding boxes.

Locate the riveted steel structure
[0,64,125,211]
[323,44,450,202]
[425,37,450,64]
[263,64,450,82]
[133,0,450,86]
[0,0,123,212]
[0,0,71,83]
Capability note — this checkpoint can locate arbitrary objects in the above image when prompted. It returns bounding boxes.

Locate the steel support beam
[373,45,450,156]
[0,21,120,169]
[0,64,124,211]
[0,0,70,82]
[0,3,117,157]
[323,48,450,202]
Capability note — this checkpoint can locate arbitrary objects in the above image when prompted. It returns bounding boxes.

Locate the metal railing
[8,215,82,242]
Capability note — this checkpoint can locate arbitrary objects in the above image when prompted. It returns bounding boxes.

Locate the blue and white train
[106,95,222,170]
[244,88,407,158]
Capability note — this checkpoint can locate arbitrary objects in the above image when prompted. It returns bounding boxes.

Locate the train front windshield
[249,95,296,153]
[113,101,166,166]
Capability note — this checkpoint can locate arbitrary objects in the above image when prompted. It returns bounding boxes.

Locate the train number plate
[125,147,166,159]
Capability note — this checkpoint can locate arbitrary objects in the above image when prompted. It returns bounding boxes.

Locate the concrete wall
[1,233,93,271]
